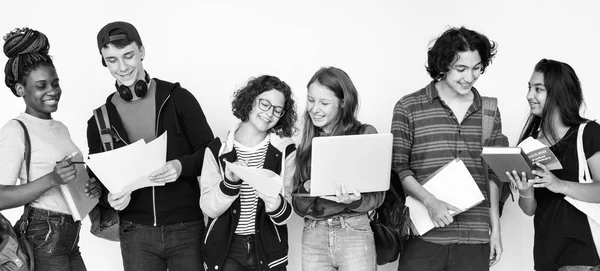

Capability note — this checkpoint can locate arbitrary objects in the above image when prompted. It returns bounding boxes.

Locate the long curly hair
[3,27,54,97]
[231,75,298,137]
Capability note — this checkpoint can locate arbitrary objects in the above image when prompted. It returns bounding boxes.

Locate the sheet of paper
[86,132,167,194]
[225,161,283,198]
[406,158,484,235]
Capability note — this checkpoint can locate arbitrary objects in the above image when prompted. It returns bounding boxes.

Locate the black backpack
[369,170,410,265]
[0,119,35,271]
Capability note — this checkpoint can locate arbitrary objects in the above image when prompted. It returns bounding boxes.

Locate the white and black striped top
[233,135,270,235]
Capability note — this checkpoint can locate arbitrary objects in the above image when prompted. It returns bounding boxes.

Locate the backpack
[481,97,513,217]
[369,169,410,265]
[0,119,35,271]
[88,104,120,242]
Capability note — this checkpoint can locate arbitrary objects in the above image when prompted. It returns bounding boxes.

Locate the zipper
[152,94,171,226]
[204,217,218,244]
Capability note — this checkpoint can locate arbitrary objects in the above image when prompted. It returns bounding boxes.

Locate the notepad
[405,158,484,235]
[308,133,392,197]
[59,153,98,221]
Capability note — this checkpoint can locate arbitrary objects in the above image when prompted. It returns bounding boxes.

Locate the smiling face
[527,71,547,117]
[16,64,61,119]
[307,82,341,133]
[439,50,483,96]
[247,89,285,133]
[101,43,145,88]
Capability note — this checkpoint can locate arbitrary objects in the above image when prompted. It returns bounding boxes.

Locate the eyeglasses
[257,98,285,118]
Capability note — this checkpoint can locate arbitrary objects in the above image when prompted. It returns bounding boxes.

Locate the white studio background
[1,1,599,270]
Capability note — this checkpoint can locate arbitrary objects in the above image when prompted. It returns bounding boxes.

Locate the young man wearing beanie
[86,21,214,271]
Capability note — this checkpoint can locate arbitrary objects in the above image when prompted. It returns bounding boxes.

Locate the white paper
[225,161,283,198]
[86,132,167,194]
[406,158,484,235]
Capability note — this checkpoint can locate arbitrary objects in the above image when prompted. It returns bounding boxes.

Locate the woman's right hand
[506,170,534,196]
[224,159,247,183]
[50,156,77,186]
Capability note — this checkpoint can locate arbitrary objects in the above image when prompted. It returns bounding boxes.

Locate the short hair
[426,26,497,80]
[231,75,298,137]
[3,27,54,97]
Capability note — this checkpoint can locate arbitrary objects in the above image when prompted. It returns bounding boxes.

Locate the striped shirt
[391,81,506,245]
[233,135,270,235]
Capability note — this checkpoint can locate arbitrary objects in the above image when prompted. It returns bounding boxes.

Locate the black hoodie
[86,78,214,226]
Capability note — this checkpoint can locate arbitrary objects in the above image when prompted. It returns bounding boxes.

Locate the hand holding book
[481,137,562,182]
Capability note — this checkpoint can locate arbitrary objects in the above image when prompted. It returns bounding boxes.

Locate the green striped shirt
[391,81,506,244]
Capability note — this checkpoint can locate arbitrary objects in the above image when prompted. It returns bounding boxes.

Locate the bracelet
[519,192,534,199]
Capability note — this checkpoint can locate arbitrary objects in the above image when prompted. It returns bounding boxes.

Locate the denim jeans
[396,237,490,271]
[221,234,286,271]
[558,266,600,271]
[302,213,376,271]
[25,207,86,271]
[119,220,204,271]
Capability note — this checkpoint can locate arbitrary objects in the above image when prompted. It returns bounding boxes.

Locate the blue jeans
[302,214,376,271]
[396,237,490,271]
[25,207,86,271]
[119,220,204,271]
[558,266,600,271]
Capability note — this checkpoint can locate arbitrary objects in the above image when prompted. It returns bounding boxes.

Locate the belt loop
[60,216,65,225]
[310,219,317,229]
[340,216,346,229]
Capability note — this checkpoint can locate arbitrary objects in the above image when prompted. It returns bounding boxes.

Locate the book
[481,137,562,182]
[59,153,99,221]
[405,158,485,235]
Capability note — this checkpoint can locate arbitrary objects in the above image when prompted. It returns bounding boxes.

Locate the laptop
[293,133,392,197]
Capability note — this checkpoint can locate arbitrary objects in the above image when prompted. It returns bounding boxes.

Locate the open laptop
[293,133,393,197]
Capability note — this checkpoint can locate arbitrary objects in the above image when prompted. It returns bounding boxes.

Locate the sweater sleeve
[173,87,214,177]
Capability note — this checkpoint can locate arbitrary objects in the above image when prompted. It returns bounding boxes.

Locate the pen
[55,161,86,164]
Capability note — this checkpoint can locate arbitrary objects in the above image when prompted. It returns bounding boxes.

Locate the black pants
[222,234,285,271]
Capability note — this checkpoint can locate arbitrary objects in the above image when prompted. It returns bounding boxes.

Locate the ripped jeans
[301,213,376,271]
[25,207,86,271]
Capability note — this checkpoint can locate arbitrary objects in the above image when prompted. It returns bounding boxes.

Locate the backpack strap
[481,97,497,146]
[93,104,115,152]
[13,119,32,234]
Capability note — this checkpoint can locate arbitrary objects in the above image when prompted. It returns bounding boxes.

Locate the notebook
[296,133,392,197]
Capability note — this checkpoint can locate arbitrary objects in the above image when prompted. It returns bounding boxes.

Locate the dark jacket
[200,126,296,270]
[86,78,214,226]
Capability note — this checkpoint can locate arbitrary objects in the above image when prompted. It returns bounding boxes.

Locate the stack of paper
[86,132,167,194]
[225,161,283,197]
[60,153,99,221]
[405,158,484,235]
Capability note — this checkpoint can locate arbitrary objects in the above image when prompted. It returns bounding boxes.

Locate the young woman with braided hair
[0,27,101,271]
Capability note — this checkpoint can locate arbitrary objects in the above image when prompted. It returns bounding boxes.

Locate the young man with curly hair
[392,27,508,271]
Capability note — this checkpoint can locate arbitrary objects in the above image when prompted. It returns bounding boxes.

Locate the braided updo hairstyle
[3,27,53,97]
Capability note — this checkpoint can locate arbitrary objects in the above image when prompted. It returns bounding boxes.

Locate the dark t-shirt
[533,121,600,271]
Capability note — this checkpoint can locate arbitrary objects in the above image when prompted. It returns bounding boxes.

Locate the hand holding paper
[86,132,168,194]
[149,159,182,184]
[225,161,282,198]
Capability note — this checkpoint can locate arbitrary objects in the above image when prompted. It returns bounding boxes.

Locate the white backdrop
[1,1,599,270]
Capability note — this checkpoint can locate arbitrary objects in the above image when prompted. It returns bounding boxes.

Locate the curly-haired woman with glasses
[200,75,298,271]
